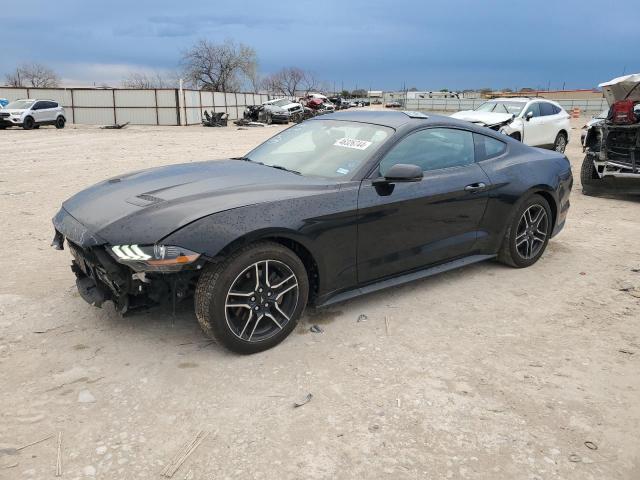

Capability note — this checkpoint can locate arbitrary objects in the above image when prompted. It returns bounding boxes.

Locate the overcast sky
[2,0,639,90]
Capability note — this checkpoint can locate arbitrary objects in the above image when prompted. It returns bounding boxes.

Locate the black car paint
[53,111,572,308]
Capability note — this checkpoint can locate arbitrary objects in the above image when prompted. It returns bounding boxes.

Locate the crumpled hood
[449,110,514,126]
[599,73,640,105]
[59,159,333,246]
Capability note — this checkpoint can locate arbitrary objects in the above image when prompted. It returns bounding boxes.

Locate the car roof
[312,110,470,129]
[488,97,531,103]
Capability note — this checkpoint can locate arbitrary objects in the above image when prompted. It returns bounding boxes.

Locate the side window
[31,101,44,110]
[379,128,475,175]
[47,101,58,109]
[524,102,541,118]
[552,105,562,114]
[474,133,507,161]
[539,102,555,116]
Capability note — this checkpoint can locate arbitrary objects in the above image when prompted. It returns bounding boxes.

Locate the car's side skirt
[315,254,496,308]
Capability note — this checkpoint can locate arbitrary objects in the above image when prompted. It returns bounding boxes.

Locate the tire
[580,155,600,195]
[22,116,34,130]
[55,116,66,129]
[266,114,273,125]
[498,194,553,268]
[33,125,40,129]
[195,241,309,354]
[0,126,7,130]
[553,132,567,153]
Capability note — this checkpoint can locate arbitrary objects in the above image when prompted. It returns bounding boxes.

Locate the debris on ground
[17,433,54,451]
[357,314,368,322]
[55,432,62,477]
[584,441,598,450]
[385,316,390,336]
[201,111,228,127]
[77,389,96,403]
[161,430,210,478]
[309,325,324,334]
[568,453,581,462]
[100,122,130,130]
[233,118,265,127]
[293,393,312,408]
[619,349,635,355]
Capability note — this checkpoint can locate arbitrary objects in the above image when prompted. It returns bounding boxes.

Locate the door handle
[464,182,486,192]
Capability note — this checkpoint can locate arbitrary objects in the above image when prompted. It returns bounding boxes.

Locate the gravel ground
[0,115,639,480]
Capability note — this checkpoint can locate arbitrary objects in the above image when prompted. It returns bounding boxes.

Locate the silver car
[0,99,66,130]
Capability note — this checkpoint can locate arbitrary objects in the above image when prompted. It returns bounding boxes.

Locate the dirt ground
[1,114,639,480]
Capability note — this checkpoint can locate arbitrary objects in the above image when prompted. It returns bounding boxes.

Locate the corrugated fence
[399,97,609,114]
[0,87,271,126]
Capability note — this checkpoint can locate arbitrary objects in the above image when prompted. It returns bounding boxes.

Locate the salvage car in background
[263,98,304,123]
[0,99,66,130]
[581,108,609,145]
[52,110,572,353]
[582,73,640,195]
[451,98,571,152]
[244,102,290,124]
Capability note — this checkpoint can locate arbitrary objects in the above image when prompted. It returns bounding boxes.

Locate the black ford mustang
[52,111,572,353]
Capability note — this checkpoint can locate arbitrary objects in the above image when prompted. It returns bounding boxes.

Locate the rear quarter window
[539,102,555,116]
[474,133,507,161]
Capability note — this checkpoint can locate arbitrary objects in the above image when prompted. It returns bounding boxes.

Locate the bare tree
[121,71,174,89]
[262,67,321,97]
[5,63,59,88]
[181,39,256,92]
[244,62,262,94]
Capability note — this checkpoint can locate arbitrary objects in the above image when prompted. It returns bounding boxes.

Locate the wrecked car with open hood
[582,73,640,195]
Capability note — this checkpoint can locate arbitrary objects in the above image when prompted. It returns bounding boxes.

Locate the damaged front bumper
[584,122,640,193]
[52,208,204,313]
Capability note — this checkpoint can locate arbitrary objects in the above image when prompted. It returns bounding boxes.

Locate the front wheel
[195,241,309,354]
[580,155,600,195]
[498,194,553,268]
[553,132,567,153]
[55,116,66,129]
[22,116,35,130]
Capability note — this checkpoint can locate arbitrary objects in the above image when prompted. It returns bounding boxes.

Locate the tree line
[3,39,326,96]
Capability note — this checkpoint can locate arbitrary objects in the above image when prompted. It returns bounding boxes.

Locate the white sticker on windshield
[336,167,350,175]
[334,138,372,150]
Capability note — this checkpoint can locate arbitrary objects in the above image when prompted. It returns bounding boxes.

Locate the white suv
[451,98,571,152]
[0,99,66,130]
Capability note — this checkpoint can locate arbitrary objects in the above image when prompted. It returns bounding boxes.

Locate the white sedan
[451,98,571,152]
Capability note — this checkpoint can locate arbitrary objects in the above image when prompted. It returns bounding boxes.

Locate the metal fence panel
[74,108,115,125]
[156,90,177,108]
[157,108,178,125]
[213,92,226,108]
[116,108,158,125]
[225,93,236,106]
[0,88,28,101]
[72,89,113,107]
[115,90,156,107]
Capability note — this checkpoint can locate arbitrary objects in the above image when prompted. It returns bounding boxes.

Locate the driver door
[356,127,491,284]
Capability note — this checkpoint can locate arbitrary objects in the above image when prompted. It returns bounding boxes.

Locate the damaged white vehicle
[582,73,640,195]
[451,98,571,152]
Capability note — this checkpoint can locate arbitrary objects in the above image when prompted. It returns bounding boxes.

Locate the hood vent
[126,193,165,207]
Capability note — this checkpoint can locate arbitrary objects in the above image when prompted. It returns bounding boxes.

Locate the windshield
[245,120,393,179]
[270,99,291,107]
[5,100,34,110]
[475,101,524,115]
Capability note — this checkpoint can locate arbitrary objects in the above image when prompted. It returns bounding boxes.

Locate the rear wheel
[55,116,66,129]
[265,113,273,125]
[498,194,552,268]
[554,132,567,153]
[195,241,309,354]
[22,116,34,130]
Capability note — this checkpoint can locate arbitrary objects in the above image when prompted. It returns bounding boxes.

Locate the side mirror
[525,111,533,121]
[374,163,423,184]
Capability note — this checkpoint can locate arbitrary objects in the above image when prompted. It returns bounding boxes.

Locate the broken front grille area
[604,126,640,172]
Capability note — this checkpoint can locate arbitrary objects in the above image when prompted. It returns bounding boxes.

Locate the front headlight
[109,244,201,272]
